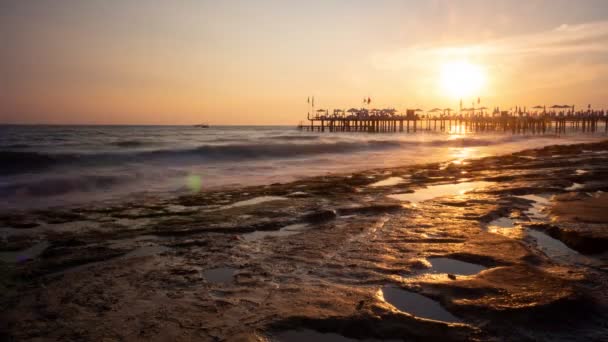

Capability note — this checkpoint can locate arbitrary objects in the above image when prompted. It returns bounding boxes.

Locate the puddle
[0,241,50,263]
[487,217,516,229]
[565,183,584,191]
[424,257,486,276]
[242,223,310,242]
[524,228,595,267]
[369,177,404,187]
[515,194,593,264]
[203,267,236,284]
[272,329,361,342]
[221,196,287,209]
[388,181,494,204]
[517,194,551,220]
[379,286,461,322]
[487,217,522,238]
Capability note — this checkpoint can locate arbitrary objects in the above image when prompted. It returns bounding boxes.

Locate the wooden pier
[298,108,608,134]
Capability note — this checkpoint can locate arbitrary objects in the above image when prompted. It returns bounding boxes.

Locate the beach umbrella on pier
[414,108,424,112]
[532,105,544,109]
[428,108,442,112]
[347,108,359,113]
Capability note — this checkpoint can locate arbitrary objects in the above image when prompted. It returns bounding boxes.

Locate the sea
[0,125,605,209]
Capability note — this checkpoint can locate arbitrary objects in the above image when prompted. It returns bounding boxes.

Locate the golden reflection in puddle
[388,181,494,204]
[488,226,525,239]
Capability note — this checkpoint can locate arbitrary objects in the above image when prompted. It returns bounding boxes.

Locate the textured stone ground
[2,140,608,341]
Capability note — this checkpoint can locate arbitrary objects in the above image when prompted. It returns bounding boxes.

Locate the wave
[0,174,129,197]
[266,135,321,141]
[0,151,76,175]
[5,143,31,148]
[0,135,535,175]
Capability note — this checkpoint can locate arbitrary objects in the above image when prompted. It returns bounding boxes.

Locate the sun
[440,61,486,99]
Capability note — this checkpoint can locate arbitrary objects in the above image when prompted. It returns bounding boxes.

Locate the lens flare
[186,174,202,192]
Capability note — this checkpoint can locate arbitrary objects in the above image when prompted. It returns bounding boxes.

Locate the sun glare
[440,61,486,99]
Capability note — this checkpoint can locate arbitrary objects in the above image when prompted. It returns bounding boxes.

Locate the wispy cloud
[373,20,608,69]
[371,21,608,103]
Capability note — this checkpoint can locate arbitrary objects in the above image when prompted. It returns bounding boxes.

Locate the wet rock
[408,258,432,270]
[2,140,608,341]
[0,214,39,229]
[302,209,337,223]
[27,245,127,276]
[336,204,402,216]
[33,210,86,224]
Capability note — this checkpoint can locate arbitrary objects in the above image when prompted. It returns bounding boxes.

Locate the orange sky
[2,0,608,125]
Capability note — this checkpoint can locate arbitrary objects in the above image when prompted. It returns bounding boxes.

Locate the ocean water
[0,125,605,209]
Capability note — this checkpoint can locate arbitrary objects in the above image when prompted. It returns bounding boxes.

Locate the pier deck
[298,109,608,134]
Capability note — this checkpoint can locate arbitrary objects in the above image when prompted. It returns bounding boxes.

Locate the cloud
[370,20,608,103]
[373,20,608,69]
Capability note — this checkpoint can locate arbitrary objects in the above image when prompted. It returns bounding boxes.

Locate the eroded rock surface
[2,141,608,341]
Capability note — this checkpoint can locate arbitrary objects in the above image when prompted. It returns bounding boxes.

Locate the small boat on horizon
[194,123,210,128]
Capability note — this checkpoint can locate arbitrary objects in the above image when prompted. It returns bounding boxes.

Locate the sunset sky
[3,0,608,125]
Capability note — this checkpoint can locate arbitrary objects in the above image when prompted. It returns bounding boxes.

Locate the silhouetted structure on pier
[298,106,608,134]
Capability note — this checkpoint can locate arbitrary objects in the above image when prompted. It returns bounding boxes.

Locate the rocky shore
[2,140,608,341]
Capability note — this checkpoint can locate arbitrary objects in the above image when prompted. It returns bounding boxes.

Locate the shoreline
[1,129,604,211]
[2,140,608,340]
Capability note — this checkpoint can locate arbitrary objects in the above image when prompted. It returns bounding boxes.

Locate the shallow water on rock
[388,181,495,204]
[380,286,461,323]
[517,194,551,219]
[487,216,521,238]
[369,177,404,187]
[425,257,486,276]
[203,267,236,284]
[242,223,310,242]
[516,195,586,262]
[0,241,50,263]
[487,217,516,229]
[526,229,581,261]
[221,196,287,209]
